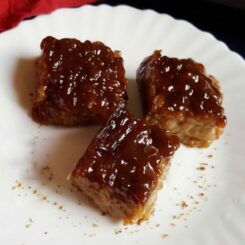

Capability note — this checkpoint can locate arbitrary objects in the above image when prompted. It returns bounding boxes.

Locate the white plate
[0,4,245,245]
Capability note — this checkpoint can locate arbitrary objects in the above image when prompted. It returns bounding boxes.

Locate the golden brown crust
[147,113,223,148]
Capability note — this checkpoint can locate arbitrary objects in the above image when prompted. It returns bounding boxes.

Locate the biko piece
[32,36,127,126]
[137,51,226,147]
[71,105,179,224]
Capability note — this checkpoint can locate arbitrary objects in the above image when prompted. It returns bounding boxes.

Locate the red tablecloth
[0,0,97,32]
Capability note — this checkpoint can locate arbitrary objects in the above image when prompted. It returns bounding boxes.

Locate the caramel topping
[34,36,127,124]
[73,106,179,204]
[137,51,226,126]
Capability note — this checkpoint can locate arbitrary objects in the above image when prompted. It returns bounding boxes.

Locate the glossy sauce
[34,36,127,123]
[73,106,179,204]
[137,51,226,126]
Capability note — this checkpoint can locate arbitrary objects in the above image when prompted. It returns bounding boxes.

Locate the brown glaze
[137,51,226,127]
[72,105,179,204]
[32,36,127,125]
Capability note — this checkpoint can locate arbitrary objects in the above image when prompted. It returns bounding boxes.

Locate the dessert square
[137,51,226,147]
[32,36,128,125]
[71,105,179,224]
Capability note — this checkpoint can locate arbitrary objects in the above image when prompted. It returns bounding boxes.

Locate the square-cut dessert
[137,51,226,147]
[71,105,179,224]
[32,36,128,126]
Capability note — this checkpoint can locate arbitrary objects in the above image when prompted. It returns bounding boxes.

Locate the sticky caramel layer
[72,106,179,204]
[137,51,226,127]
[32,36,127,125]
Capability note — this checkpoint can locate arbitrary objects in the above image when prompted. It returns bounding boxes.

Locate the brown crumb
[44,231,48,235]
[17,182,22,188]
[180,201,188,209]
[199,192,204,197]
[200,162,208,166]
[33,189,37,194]
[42,196,47,201]
[207,154,213,158]
[92,223,98,227]
[114,229,122,234]
[58,205,63,210]
[170,223,176,227]
[25,218,33,228]
[197,166,206,171]
[162,234,169,239]
[156,224,160,227]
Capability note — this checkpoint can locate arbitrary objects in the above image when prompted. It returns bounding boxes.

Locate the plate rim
[1,4,244,66]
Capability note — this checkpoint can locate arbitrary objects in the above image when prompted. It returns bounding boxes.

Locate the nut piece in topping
[71,105,179,224]
[32,36,128,126]
[137,51,226,147]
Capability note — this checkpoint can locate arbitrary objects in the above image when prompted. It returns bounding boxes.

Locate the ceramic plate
[0,5,245,245]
